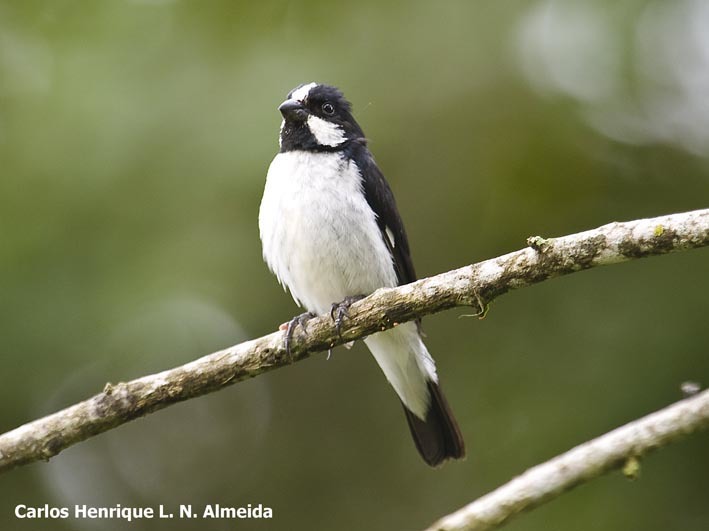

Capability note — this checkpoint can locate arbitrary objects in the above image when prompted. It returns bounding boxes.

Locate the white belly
[259,151,398,314]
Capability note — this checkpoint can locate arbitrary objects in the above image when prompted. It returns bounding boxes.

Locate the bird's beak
[278,99,307,120]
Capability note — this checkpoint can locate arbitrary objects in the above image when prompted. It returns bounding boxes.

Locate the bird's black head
[277,83,365,152]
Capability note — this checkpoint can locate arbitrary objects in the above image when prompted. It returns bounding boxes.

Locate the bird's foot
[282,311,316,359]
[330,295,366,338]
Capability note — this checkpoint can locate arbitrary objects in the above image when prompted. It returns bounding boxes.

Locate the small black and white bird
[259,82,465,466]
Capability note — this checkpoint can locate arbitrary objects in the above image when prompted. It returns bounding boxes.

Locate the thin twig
[425,388,709,531]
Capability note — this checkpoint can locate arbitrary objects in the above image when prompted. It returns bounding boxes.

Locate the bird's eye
[322,102,335,115]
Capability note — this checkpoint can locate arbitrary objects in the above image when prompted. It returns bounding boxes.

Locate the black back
[344,141,417,287]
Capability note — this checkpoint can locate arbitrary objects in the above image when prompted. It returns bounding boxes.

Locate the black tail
[402,381,465,467]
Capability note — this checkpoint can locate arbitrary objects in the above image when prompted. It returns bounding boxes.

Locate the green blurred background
[1,1,708,530]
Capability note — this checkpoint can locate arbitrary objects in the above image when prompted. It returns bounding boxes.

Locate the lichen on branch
[0,208,707,474]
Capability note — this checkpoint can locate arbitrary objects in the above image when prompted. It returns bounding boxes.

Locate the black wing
[353,144,417,287]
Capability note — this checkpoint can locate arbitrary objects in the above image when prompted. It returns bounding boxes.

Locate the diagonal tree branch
[0,208,707,474]
[424,387,709,531]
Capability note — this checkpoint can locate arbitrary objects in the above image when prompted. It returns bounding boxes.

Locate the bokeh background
[1,1,708,530]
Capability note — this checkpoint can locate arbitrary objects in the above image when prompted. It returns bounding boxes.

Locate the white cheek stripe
[290,82,318,102]
[307,115,346,147]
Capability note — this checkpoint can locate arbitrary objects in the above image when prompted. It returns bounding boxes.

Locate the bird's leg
[330,295,366,338]
[282,311,316,359]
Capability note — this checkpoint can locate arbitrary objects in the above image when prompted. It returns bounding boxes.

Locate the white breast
[259,151,398,314]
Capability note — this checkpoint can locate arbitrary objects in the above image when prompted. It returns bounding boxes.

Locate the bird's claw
[283,311,316,359]
[330,295,366,338]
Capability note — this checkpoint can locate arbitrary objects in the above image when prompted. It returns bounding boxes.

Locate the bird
[258,82,465,466]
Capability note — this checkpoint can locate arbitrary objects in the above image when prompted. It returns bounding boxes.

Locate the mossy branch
[0,208,707,474]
